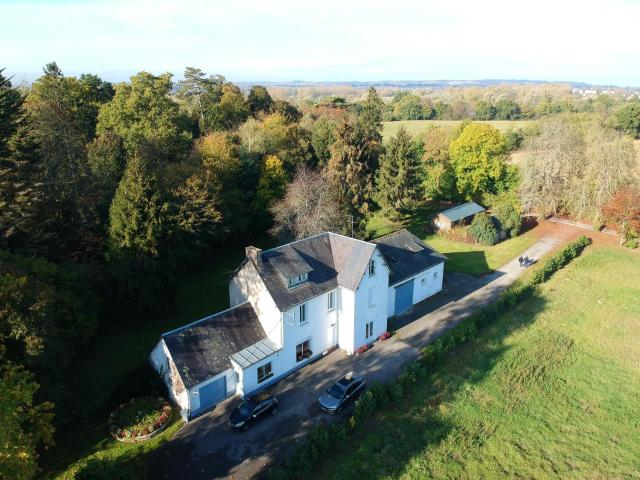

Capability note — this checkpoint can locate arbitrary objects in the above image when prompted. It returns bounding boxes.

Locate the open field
[367,209,539,276]
[382,119,534,140]
[311,246,640,479]
[43,238,273,478]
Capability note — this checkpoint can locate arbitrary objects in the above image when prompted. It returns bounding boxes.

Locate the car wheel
[271,406,279,416]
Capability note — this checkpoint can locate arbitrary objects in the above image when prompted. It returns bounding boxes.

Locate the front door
[394,279,414,315]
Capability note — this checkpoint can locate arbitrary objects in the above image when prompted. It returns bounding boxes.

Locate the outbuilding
[149,302,272,420]
[372,230,446,316]
[434,202,486,231]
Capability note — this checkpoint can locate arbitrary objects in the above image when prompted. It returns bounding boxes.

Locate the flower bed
[378,332,392,341]
[355,344,370,356]
[109,397,172,443]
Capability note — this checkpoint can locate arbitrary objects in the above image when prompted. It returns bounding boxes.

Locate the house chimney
[245,246,262,263]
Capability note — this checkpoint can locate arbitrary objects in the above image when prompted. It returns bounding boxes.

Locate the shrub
[389,382,404,401]
[469,212,499,245]
[530,236,591,285]
[354,390,376,420]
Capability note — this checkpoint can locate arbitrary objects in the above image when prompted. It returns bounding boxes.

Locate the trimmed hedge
[269,235,592,480]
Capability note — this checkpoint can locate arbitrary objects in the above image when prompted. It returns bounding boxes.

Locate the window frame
[365,321,374,339]
[257,362,273,384]
[369,259,376,276]
[327,290,336,311]
[299,303,308,325]
[295,339,312,362]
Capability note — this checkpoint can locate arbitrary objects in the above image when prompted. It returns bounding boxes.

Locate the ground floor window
[296,339,312,362]
[365,321,374,339]
[257,362,273,383]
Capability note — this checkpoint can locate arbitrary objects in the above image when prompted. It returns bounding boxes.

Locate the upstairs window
[369,259,376,276]
[287,273,308,289]
[299,303,307,324]
[327,291,336,311]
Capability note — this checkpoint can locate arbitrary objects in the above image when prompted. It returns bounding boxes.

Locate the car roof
[337,374,363,387]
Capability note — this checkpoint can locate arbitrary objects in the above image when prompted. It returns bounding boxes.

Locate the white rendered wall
[412,262,445,303]
[281,289,338,373]
[229,261,283,348]
[149,340,190,418]
[234,349,282,397]
[352,248,389,351]
[337,287,355,353]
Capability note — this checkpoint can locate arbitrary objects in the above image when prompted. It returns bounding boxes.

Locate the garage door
[198,376,227,412]
[394,279,414,315]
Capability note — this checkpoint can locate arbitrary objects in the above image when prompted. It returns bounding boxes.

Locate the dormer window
[369,259,376,276]
[287,273,308,289]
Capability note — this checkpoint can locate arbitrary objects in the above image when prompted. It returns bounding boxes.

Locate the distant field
[382,119,534,140]
[312,247,640,479]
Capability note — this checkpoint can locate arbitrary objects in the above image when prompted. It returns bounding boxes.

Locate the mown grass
[382,119,533,141]
[43,236,273,479]
[310,247,640,479]
[367,209,538,276]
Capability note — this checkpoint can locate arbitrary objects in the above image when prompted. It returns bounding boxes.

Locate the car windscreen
[327,383,346,399]
[238,401,255,416]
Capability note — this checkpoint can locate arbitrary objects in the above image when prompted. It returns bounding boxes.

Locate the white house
[150,229,445,420]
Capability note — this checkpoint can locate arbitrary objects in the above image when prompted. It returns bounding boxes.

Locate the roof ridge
[440,201,483,214]
[372,228,409,242]
[161,301,253,337]
[260,231,330,255]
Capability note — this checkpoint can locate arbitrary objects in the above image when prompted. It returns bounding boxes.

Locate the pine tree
[0,70,46,252]
[108,156,167,257]
[376,127,424,218]
[107,156,173,312]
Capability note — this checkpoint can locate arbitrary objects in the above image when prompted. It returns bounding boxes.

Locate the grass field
[367,209,538,276]
[312,247,640,479]
[43,236,273,478]
[382,119,534,141]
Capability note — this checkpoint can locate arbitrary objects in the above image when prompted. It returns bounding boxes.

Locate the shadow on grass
[307,290,549,480]
[442,250,491,276]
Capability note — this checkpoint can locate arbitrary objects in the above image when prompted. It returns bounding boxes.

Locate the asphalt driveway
[150,235,561,480]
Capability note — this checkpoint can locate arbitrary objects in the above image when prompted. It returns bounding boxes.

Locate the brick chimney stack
[245,246,262,263]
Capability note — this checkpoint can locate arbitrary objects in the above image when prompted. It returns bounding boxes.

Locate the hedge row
[269,235,592,480]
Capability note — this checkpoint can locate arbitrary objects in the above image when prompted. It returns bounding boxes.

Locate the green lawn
[312,247,640,479]
[43,236,273,479]
[367,209,539,276]
[382,119,533,141]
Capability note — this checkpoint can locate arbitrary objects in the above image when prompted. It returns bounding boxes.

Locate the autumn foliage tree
[602,186,640,245]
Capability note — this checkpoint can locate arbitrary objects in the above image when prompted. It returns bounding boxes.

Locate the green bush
[530,236,591,285]
[469,212,499,245]
[389,382,404,402]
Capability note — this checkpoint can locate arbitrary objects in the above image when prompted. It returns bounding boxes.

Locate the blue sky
[2,0,639,86]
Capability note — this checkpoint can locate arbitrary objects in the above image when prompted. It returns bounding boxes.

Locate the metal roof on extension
[439,202,485,222]
[230,338,280,369]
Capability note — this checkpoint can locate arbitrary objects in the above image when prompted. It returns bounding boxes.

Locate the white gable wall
[149,339,190,419]
[351,248,390,351]
[337,286,355,353]
[229,261,283,348]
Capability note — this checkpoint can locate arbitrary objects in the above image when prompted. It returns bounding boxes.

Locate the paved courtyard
[150,234,562,480]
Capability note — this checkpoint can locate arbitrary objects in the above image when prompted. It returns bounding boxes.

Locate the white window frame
[433,271,438,279]
[421,277,426,286]
[295,338,312,362]
[288,273,308,289]
[368,287,375,307]
[299,303,307,325]
[369,259,376,276]
[257,362,273,384]
[365,321,374,339]
[327,290,336,311]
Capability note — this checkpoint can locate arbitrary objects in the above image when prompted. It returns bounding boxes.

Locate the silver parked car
[318,372,366,414]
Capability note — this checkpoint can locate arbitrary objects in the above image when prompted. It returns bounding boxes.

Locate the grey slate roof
[372,229,446,286]
[247,232,376,311]
[162,302,266,389]
[230,338,279,369]
[439,202,485,222]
